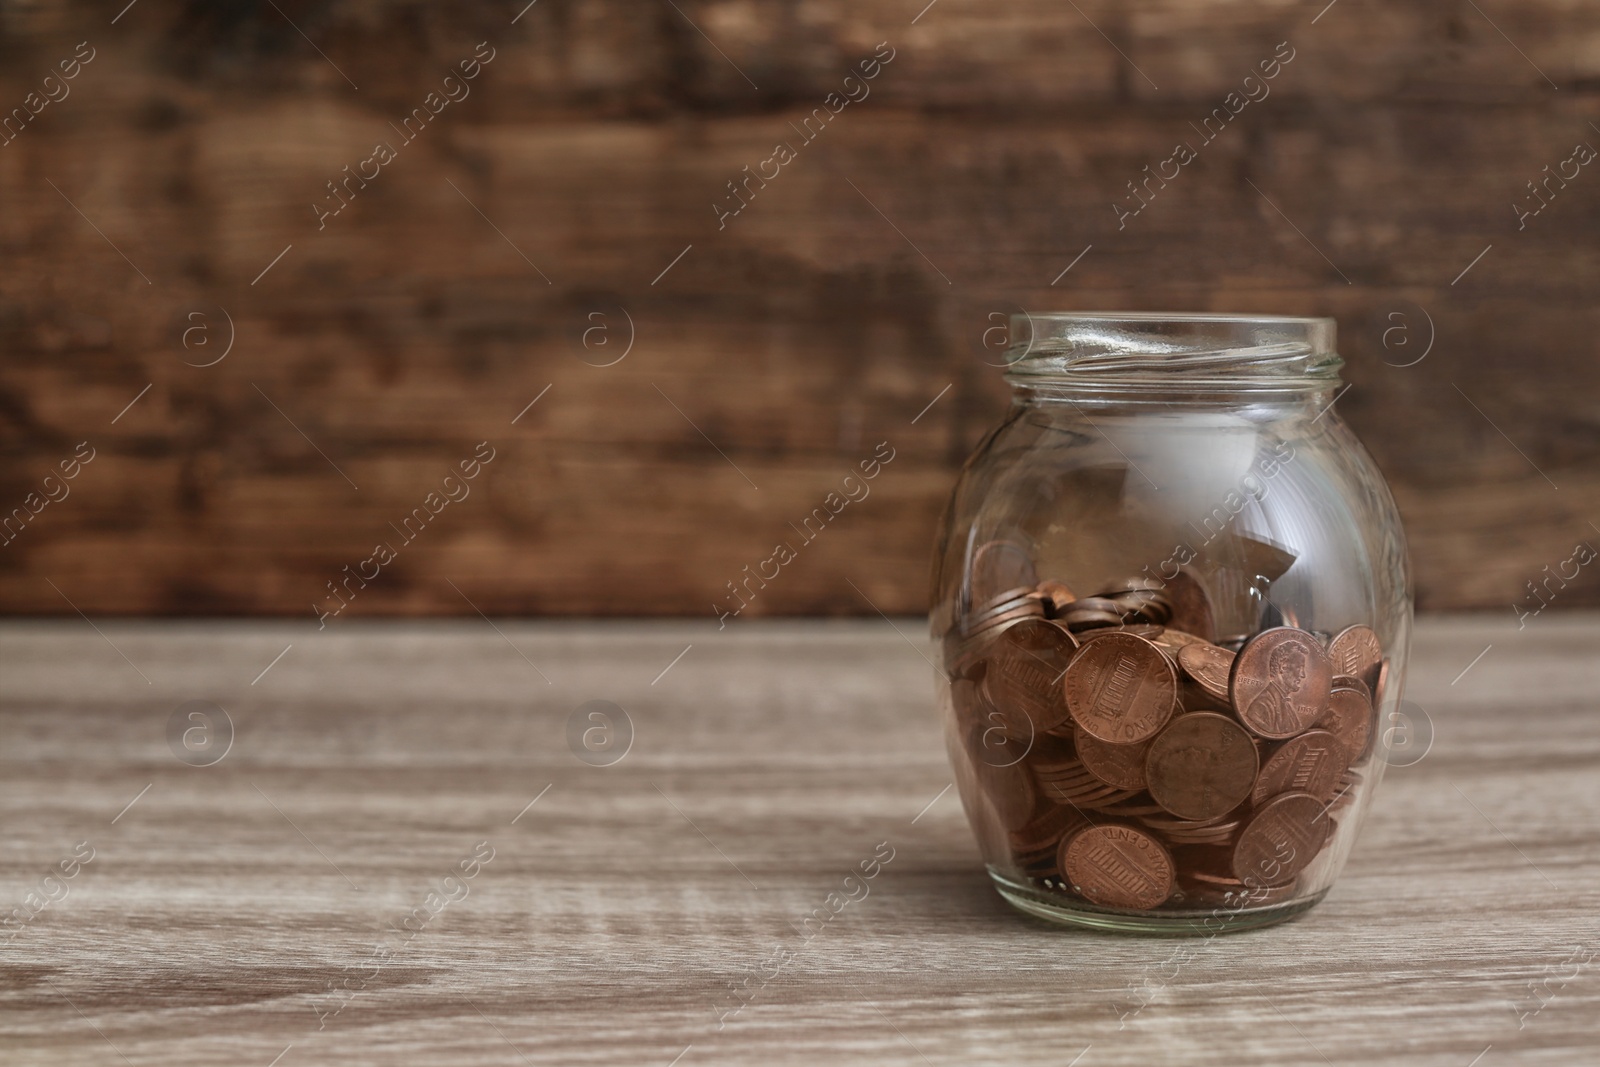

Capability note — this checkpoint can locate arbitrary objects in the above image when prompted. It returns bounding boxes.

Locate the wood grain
[1,1,1598,616]
[2,615,1598,1065]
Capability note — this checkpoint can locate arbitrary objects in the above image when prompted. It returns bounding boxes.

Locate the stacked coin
[947,546,1387,913]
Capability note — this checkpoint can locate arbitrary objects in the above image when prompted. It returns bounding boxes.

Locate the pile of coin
[946,541,1388,913]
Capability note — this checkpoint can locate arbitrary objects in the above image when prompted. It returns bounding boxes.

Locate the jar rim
[1003,311,1342,393]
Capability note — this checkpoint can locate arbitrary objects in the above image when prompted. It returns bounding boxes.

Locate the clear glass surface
[932,314,1411,934]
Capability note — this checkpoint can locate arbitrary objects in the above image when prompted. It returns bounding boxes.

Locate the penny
[980,618,1075,735]
[1317,686,1374,761]
[1074,726,1151,791]
[1060,824,1175,909]
[1063,596,1125,616]
[1060,609,1126,632]
[1177,869,1300,909]
[966,712,1033,766]
[1231,792,1330,887]
[1042,618,1083,648]
[1156,825,1239,847]
[1328,624,1383,692]
[963,593,1046,635]
[1216,634,1251,654]
[1009,802,1090,876]
[1031,752,1140,808]
[977,600,1048,627]
[970,732,1039,830]
[1373,656,1391,709]
[1109,589,1172,625]
[1184,855,1254,886]
[1093,797,1169,819]
[1063,632,1177,743]
[1036,578,1077,614]
[947,600,1033,665]
[1327,767,1362,819]
[1330,673,1372,704]
[1140,812,1242,847]
[1178,678,1232,714]
[1144,712,1258,821]
[1176,641,1235,705]
[950,677,989,730]
[975,586,1040,610]
[971,540,1038,606]
[1250,729,1350,805]
[1162,570,1217,641]
[1231,628,1333,740]
[1079,623,1166,644]
[1150,627,1206,657]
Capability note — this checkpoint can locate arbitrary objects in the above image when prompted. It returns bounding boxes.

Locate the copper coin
[1108,588,1172,625]
[1061,596,1124,616]
[950,677,990,730]
[1060,609,1126,632]
[1009,802,1089,875]
[1178,678,1232,714]
[1318,685,1374,761]
[1031,754,1138,807]
[1327,767,1362,819]
[1177,873,1299,909]
[971,540,1038,606]
[1328,624,1383,692]
[1042,618,1083,649]
[1330,674,1372,704]
[970,739,1039,830]
[980,618,1075,735]
[1231,792,1330,887]
[1036,578,1077,613]
[1162,570,1217,641]
[1095,797,1169,819]
[1063,632,1177,744]
[975,586,1040,612]
[1231,628,1333,740]
[975,600,1048,627]
[1074,726,1150,791]
[1373,656,1391,709]
[1060,824,1175,910]
[1250,729,1350,805]
[962,594,1046,637]
[1140,812,1242,846]
[967,713,1032,766]
[1176,641,1235,704]
[1080,623,1165,644]
[1145,712,1258,820]
[945,613,1020,672]
[1150,627,1206,657]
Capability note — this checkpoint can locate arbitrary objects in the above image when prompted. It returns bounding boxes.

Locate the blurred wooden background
[0,0,1596,617]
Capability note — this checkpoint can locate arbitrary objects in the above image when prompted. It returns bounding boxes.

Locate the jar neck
[1002,313,1342,406]
[1009,379,1341,410]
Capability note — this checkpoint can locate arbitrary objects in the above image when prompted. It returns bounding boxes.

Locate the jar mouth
[1004,312,1341,393]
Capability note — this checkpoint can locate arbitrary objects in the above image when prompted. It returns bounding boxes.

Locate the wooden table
[3,615,1597,1065]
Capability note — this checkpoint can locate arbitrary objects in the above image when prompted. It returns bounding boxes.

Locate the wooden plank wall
[0,0,1596,617]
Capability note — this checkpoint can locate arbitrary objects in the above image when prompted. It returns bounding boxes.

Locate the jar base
[989,868,1328,936]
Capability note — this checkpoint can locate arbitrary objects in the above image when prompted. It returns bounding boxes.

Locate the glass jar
[932,313,1410,934]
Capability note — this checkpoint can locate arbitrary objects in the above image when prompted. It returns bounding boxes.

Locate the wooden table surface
[3,615,1597,1066]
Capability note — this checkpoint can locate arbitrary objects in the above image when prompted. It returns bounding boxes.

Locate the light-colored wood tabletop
[3,614,1597,1066]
